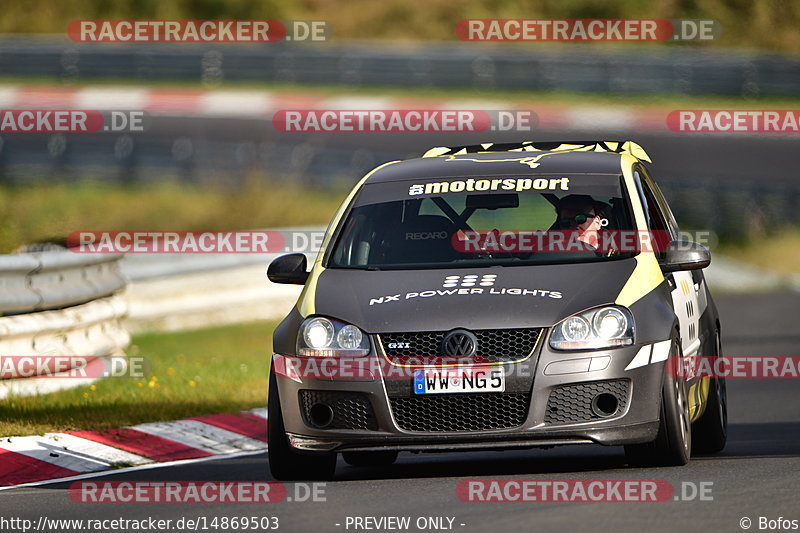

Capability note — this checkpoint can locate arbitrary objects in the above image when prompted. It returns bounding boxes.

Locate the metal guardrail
[0,251,127,314]
[0,252,130,398]
[123,261,302,333]
[117,229,315,332]
[1,38,799,97]
[0,296,129,361]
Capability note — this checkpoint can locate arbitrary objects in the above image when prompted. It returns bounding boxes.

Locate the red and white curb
[0,85,669,131]
[0,408,267,488]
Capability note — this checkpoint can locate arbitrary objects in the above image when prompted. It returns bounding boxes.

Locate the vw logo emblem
[442,329,478,357]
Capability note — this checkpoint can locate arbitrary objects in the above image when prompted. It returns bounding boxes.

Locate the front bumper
[272,342,665,453]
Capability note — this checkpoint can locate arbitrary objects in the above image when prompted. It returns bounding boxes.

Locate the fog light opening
[308,403,335,428]
[591,393,619,417]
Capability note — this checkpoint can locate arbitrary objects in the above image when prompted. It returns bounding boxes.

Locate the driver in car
[554,194,610,252]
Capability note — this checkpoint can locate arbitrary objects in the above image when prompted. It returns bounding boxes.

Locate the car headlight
[297,317,370,357]
[549,306,634,350]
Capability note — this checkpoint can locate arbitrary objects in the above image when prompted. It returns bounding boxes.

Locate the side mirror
[659,241,711,272]
[267,253,309,285]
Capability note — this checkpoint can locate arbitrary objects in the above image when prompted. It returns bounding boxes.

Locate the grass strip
[0,320,276,437]
[0,180,344,253]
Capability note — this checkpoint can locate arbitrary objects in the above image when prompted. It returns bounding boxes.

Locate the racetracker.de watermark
[0,110,146,133]
[67,20,330,42]
[0,355,149,379]
[67,230,325,254]
[456,480,713,502]
[667,110,800,133]
[456,19,720,42]
[452,230,705,254]
[274,355,496,381]
[272,110,538,133]
[669,356,800,379]
[68,481,326,504]
[67,229,715,255]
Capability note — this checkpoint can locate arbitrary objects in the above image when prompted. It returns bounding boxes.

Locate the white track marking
[0,449,266,492]
[75,88,148,110]
[132,420,266,454]
[0,433,148,472]
[247,407,268,420]
[0,86,20,107]
[321,96,394,110]
[0,410,269,488]
[201,91,275,116]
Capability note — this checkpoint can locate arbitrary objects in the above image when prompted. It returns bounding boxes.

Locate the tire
[692,332,727,454]
[625,338,692,467]
[342,451,398,467]
[268,368,337,481]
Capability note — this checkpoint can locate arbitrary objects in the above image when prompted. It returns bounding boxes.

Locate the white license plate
[413,367,505,394]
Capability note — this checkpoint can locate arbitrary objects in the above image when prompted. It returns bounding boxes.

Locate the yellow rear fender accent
[690,377,711,422]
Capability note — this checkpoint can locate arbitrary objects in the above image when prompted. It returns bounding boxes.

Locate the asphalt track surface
[174,118,800,184]
[3,292,798,533]
[141,116,800,183]
[8,116,800,187]
[144,117,800,184]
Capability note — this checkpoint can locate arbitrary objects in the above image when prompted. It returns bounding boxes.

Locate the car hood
[311,259,638,333]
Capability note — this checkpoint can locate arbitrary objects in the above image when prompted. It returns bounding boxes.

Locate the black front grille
[544,379,631,425]
[299,390,378,430]
[389,393,529,432]
[379,328,541,365]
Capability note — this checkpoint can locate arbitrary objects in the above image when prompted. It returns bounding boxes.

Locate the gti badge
[387,342,411,349]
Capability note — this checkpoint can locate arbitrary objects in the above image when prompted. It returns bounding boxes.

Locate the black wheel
[342,451,398,467]
[692,332,727,454]
[625,338,692,467]
[268,368,337,481]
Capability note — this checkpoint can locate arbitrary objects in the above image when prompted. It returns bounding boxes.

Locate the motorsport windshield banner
[352,174,622,206]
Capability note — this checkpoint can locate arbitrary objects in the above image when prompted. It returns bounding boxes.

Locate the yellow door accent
[614,155,664,307]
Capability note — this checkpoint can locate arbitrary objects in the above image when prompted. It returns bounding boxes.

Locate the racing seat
[381,215,460,265]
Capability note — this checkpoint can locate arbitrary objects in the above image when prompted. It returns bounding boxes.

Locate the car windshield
[328,174,635,270]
